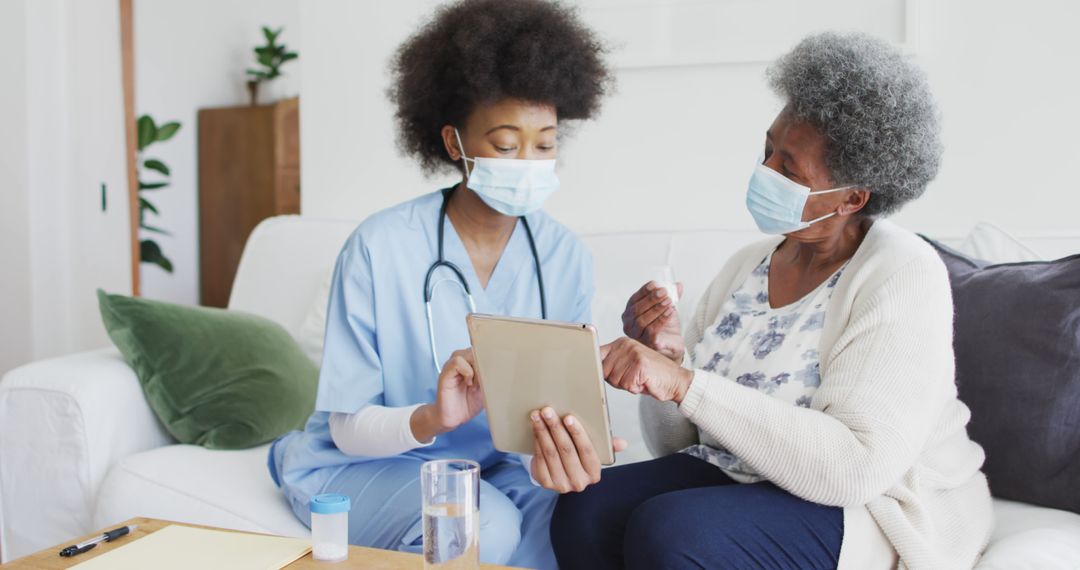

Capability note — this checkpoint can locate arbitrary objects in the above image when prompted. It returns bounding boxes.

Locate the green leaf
[140,238,160,258]
[155,122,181,142]
[140,223,171,236]
[137,115,157,151]
[262,26,275,42]
[140,181,168,190]
[143,159,170,176]
[258,51,274,67]
[140,239,174,273]
[139,196,159,215]
[281,52,298,62]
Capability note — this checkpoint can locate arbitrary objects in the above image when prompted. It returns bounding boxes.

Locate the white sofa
[2,215,1079,566]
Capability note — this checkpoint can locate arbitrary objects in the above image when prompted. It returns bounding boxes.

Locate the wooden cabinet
[198,97,300,307]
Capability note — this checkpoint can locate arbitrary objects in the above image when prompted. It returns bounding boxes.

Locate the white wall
[0,0,33,377]
[908,0,1080,236]
[299,1,453,221]
[0,0,133,376]
[134,0,301,305]
[299,0,1080,238]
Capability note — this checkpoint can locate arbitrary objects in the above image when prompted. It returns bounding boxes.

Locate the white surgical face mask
[454,128,559,217]
[745,155,853,235]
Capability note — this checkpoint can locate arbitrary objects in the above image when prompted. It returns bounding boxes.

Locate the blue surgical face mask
[454,128,559,217]
[745,156,853,235]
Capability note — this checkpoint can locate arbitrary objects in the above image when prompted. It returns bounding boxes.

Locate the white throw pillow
[956,222,1042,264]
[295,268,334,365]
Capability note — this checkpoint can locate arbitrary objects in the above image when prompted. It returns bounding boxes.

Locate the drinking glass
[422,459,480,569]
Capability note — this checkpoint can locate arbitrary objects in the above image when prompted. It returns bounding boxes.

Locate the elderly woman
[547,33,993,569]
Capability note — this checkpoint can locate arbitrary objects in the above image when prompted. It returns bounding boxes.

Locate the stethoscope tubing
[424,188,547,373]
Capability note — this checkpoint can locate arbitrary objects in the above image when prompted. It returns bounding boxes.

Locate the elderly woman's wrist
[671,367,696,404]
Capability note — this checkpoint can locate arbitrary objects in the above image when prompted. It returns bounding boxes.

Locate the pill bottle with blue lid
[310,493,350,562]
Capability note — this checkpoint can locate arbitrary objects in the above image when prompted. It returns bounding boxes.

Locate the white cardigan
[641,219,993,569]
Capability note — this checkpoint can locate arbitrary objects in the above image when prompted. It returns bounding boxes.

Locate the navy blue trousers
[551,453,843,570]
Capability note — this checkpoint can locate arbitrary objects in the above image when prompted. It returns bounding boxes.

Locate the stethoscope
[424,187,547,373]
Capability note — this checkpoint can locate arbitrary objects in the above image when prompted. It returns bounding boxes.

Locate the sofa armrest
[0,348,172,562]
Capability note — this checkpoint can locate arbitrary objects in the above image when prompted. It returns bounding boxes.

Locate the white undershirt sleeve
[329,404,436,457]
[519,454,541,486]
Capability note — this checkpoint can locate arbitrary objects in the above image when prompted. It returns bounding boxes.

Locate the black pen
[59,524,138,557]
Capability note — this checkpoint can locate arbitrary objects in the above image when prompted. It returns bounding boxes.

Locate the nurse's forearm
[329,405,434,457]
[410,403,448,444]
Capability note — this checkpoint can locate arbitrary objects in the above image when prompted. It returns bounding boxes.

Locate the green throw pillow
[97,289,317,449]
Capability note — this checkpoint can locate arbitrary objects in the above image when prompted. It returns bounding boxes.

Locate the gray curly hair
[767,32,942,217]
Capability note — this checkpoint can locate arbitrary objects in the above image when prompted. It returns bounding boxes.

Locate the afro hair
[388,0,612,174]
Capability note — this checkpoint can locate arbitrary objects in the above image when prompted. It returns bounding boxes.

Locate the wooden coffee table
[1,517,522,569]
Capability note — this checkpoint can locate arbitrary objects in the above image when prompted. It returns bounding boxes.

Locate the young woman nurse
[267,2,619,568]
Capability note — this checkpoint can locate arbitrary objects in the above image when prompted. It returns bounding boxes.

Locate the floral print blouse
[682,252,847,483]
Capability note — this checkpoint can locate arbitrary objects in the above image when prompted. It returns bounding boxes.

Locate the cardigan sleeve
[639,396,697,457]
[679,255,958,507]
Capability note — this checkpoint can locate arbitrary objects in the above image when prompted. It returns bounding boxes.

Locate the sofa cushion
[93,444,309,539]
[977,499,1080,568]
[922,240,1080,514]
[97,290,318,449]
[228,215,355,338]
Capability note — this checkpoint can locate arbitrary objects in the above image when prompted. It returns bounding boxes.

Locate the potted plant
[246,26,298,106]
[137,115,180,273]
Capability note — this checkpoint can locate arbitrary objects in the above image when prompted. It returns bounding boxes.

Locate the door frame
[119,0,140,295]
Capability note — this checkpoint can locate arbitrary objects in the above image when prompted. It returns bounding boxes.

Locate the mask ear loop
[453,128,474,178]
[805,211,838,225]
[807,185,855,196]
[804,185,857,225]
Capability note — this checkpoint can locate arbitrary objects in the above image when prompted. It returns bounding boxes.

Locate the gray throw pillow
[922,237,1080,514]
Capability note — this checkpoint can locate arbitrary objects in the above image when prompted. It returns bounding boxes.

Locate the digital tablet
[466,314,616,465]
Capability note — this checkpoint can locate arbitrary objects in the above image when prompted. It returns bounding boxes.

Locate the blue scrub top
[269,189,594,497]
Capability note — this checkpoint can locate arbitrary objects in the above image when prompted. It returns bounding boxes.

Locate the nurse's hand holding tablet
[427,339,630,496]
[467,314,628,495]
[515,279,684,495]
[528,409,628,493]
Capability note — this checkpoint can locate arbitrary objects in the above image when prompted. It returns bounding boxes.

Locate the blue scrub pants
[551,453,843,569]
[289,455,557,570]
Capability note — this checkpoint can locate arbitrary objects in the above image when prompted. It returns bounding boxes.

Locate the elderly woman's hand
[601,337,695,403]
[529,406,628,493]
[621,281,686,363]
